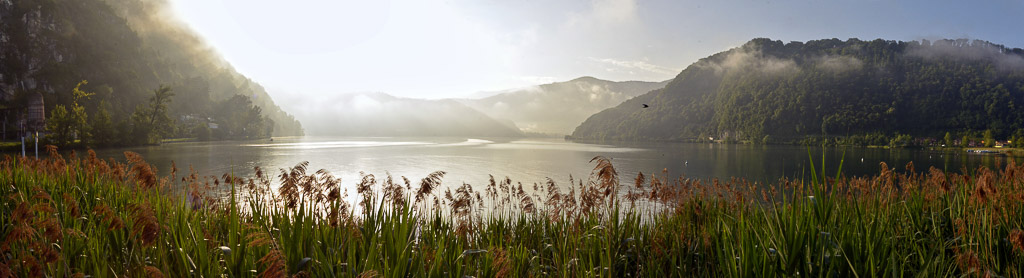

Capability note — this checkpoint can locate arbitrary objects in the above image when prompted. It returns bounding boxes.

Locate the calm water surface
[87,136,1008,193]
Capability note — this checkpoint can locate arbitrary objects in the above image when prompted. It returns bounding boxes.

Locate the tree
[890,133,913,148]
[192,122,211,141]
[70,80,94,142]
[213,95,271,139]
[131,85,175,145]
[984,129,995,147]
[944,132,953,147]
[1011,129,1024,148]
[68,104,89,144]
[45,105,75,146]
[90,101,116,147]
[45,81,92,147]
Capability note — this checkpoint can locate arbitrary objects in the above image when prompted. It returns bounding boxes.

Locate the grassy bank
[0,147,1022,277]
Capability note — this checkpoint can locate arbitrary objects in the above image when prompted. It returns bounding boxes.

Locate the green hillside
[571,38,1024,144]
[0,0,303,146]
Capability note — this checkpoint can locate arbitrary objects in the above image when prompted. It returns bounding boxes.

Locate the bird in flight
[642,104,649,108]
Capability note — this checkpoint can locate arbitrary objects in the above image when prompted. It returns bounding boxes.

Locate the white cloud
[697,49,797,75]
[591,0,638,23]
[567,0,639,27]
[589,57,680,75]
[815,55,864,72]
[519,76,558,84]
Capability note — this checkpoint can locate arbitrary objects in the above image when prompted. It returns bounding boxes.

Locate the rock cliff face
[0,1,64,135]
[0,0,63,99]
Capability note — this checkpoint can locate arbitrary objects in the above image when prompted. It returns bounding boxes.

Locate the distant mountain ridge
[571,38,1024,142]
[298,92,522,137]
[299,77,666,137]
[459,77,668,135]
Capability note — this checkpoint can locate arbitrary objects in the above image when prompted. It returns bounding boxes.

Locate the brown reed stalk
[130,204,160,247]
[257,249,287,278]
[491,247,512,278]
[93,203,124,231]
[144,265,165,278]
[417,171,446,204]
[278,162,309,209]
[357,270,379,278]
[545,178,562,219]
[126,152,159,189]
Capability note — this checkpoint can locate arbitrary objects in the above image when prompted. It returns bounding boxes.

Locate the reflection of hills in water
[482,140,644,153]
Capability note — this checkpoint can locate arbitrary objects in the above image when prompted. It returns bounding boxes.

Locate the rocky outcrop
[0,0,62,99]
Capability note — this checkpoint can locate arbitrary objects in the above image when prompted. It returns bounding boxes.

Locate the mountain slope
[572,38,1024,142]
[460,77,667,135]
[0,0,303,140]
[297,93,522,137]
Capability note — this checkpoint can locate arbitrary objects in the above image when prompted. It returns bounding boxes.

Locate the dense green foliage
[1,150,1022,276]
[572,38,1024,143]
[127,85,175,145]
[0,0,302,145]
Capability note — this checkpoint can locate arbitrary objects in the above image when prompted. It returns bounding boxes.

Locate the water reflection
[88,137,1009,195]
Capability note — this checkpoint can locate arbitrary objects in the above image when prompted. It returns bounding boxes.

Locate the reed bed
[0,146,1022,277]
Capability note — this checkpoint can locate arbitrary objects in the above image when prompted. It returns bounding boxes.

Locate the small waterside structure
[27,92,44,131]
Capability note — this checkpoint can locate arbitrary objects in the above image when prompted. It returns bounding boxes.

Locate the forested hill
[0,0,303,145]
[570,38,1024,142]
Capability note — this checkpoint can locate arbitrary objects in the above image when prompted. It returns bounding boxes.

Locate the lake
[78,136,1010,194]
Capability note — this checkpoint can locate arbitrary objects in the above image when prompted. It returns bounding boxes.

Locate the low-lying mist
[280,77,667,137]
[280,92,521,137]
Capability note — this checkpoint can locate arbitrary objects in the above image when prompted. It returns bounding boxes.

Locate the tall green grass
[0,147,1021,277]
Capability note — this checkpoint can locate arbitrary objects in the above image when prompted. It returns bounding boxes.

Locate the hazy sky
[168,0,1024,99]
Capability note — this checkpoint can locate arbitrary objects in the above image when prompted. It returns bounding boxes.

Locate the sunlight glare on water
[243,140,433,150]
[92,136,1009,201]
